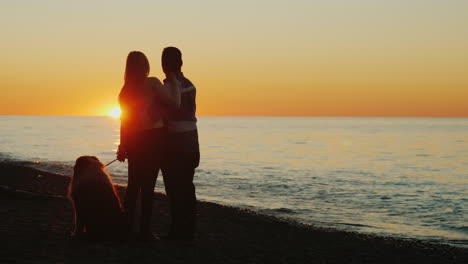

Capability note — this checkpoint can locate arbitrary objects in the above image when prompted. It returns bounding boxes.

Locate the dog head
[73,156,104,176]
[69,156,113,198]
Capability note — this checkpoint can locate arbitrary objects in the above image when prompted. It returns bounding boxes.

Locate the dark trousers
[162,130,200,238]
[124,128,164,234]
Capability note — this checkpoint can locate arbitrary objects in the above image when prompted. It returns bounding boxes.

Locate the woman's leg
[139,169,159,235]
[124,157,141,233]
[138,128,164,236]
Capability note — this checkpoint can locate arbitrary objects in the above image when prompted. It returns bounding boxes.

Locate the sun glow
[109,107,121,118]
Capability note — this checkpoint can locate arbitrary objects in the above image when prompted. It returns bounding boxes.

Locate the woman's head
[120,51,149,106]
[124,51,150,85]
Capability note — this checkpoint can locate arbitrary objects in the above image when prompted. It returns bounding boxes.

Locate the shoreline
[3,158,466,248]
[1,162,467,263]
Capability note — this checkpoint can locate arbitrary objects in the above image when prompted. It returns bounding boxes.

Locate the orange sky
[1,1,467,117]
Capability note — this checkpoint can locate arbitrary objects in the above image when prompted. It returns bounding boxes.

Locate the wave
[442,225,468,235]
[263,207,296,214]
[335,222,376,228]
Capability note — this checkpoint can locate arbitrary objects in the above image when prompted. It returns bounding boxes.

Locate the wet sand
[0,162,467,263]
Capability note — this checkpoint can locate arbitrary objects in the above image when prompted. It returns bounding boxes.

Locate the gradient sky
[1,0,467,117]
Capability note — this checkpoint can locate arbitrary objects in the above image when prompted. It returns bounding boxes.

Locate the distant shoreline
[1,115,468,118]
[1,161,467,263]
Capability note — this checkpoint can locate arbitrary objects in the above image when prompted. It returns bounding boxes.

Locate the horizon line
[1,114,467,119]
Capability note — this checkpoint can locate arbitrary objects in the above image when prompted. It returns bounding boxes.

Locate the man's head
[162,47,183,75]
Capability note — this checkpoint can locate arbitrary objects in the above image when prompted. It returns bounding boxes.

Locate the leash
[105,158,118,167]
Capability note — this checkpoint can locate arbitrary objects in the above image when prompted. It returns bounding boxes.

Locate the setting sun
[108,107,121,118]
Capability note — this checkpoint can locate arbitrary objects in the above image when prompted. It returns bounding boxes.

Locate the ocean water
[0,116,467,246]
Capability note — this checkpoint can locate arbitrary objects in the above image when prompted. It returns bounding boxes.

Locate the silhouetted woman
[117,51,180,240]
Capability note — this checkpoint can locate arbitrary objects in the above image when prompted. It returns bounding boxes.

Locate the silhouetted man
[161,47,199,241]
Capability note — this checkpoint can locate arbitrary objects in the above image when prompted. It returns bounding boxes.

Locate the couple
[117,47,199,241]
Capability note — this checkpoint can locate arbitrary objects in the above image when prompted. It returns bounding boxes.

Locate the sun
[108,107,121,118]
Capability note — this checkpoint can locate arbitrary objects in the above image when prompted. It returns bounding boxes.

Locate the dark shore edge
[1,162,467,264]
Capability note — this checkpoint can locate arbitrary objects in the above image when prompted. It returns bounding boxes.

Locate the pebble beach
[1,162,467,264]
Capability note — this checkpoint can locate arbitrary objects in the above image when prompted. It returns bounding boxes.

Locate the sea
[0,116,467,247]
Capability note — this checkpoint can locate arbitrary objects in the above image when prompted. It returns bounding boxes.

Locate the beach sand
[1,162,467,264]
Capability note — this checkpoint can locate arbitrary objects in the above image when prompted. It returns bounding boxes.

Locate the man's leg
[162,130,200,240]
[162,151,180,237]
[173,151,199,239]
[178,166,197,238]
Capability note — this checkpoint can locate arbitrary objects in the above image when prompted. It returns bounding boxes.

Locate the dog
[68,156,125,240]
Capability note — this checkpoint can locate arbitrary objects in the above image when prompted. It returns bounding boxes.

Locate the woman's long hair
[119,51,150,110]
